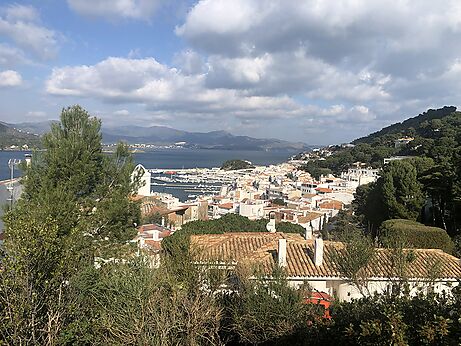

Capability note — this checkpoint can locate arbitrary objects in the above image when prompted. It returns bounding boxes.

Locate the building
[191,232,461,302]
[132,164,152,196]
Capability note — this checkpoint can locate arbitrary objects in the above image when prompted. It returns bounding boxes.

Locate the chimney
[304,226,312,240]
[314,237,323,266]
[278,238,287,267]
[266,218,276,233]
[161,217,165,227]
[152,230,160,242]
[266,211,276,232]
[24,154,32,166]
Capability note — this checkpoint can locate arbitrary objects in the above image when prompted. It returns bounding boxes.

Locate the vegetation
[0,106,141,344]
[353,160,425,233]
[379,219,454,254]
[221,159,254,170]
[308,106,461,237]
[0,122,41,149]
[2,105,461,345]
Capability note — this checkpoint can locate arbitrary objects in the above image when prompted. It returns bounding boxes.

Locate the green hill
[300,106,461,176]
[353,106,457,144]
[0,122,41,150]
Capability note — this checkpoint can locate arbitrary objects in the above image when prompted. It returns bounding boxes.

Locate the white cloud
[0,70,22,87]
[114,109,130,116]
[67,0,162,20]
[5,4,39,22]
[0,4,58,60]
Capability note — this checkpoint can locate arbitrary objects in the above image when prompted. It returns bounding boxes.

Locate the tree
[0,105,140,344]
[331,229,376,297]
[380,160,424,221]
[354,161,425,233]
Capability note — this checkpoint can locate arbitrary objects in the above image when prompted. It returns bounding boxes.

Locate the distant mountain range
[4,121,309,152]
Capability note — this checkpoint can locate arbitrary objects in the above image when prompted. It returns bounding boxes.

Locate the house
[239,200,265,220]
[191,232,461,302]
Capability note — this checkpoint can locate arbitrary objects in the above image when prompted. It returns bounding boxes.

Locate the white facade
[132,164,152,196]
[239,202,264,220]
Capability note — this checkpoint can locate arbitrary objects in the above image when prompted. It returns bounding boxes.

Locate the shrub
[379,219,454,254]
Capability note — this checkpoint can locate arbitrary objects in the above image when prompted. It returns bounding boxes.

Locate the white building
[132,164,151,196]
[239,201,265,220]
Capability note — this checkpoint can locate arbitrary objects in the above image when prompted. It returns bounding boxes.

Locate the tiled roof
[297,212,323,223]
[218,203,234,210]
[191,233,461,280]
[315,187,333,193]
[319,200,343,210]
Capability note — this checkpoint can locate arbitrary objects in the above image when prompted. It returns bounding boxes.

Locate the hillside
[300,106,461,176]
[353,106,457,144]
[0,122,41,150]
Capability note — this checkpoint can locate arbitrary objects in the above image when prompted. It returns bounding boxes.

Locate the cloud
[0,4,58,60]
[114,109,130,116]
[173,0,461,136]
[0,43,29,67]
[0,70,22,87]
[45,57,377,130]
[67,0,162,20]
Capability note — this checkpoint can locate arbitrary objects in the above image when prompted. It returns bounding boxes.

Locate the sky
[0,0,460,145]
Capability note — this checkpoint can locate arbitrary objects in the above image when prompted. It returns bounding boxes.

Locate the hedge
[379,219,454,254]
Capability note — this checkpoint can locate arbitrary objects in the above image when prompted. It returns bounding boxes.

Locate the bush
[379,219,454,253]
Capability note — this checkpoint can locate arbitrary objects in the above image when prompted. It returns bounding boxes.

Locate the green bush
[379,219,454,254]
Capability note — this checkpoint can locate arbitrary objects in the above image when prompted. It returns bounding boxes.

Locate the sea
[0,148,296,209]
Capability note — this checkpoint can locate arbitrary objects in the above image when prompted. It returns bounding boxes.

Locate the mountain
[0,122,41,149]
[102,125,308,151]
[11,122,309,152]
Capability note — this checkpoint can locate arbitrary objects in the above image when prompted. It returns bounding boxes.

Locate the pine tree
[0,105,140,344]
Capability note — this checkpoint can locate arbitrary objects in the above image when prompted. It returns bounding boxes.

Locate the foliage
[221,159,254,170]
[353,160,424,233]
[329,291,461,345]
[380,160,424,221]
[271,197,286,206]
[220,268,325,345]
[379,219,454,254]
[325,209,363,240]
[0,105,140,344]
[303,106,461,235]
[331,229,376,296]
[61,254,224,346]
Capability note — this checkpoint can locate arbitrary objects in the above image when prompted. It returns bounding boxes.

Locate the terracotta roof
[191,233,461,280]
[319,200,343,210]
[297,212,323,223]
[218,203,234,210]
[303,193,317,198]
[315,187,333,193]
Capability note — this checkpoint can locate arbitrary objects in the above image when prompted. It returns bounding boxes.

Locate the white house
[191,232,461,302]
[239,200,265,220]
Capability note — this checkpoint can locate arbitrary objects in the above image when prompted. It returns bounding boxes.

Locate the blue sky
[1,0,460,144]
